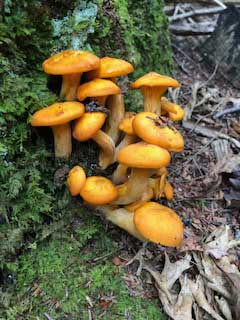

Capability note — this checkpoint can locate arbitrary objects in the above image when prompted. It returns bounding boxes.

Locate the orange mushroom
[67,166,86,196]
[112,142,171,205]
[77,78,120,106]
[80,176,118,205]
[72,112,115,169]
[97,201,183,247]
[112,112,137,184]
[133,112,184,152]
[134,202,183,247]
[161,97,185,122]
[43,50,100,101]
[31,101,84,159]
[130,72,179,115]
[86,56,134,143]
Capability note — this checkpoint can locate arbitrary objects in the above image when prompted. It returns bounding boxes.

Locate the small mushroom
[77,78,120,106]
[112,112,137,184]
[86,57,134,143]
[72,112,115,169]
[111,141,171,205]
[134,202,183,247]
[133,112,184,152]
[80,176,118,205]
[97,201,183,247]
[43,50,100,101]
[30,101,84,159]
[130,72,179,115]
[67,166,86,196]
[161,97,185,122]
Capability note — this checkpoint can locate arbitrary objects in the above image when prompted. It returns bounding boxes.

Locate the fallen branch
[170,23,215,35]
[182,120,240,148]
[213,105,240,118]
[169,7,225,22]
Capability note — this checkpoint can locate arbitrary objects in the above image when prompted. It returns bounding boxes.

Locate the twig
[169,7,224,21]
[44,313,53,320]
[213,105,240,118]
[213,0,227,8]
[170,23,214,35]
[183,120,240,148]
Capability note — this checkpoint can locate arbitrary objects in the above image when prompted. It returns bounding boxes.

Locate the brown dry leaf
[204,226,240,259]
[193,253,230,299]
[216,257,240,319]
[215,296,233,320]
[142,254,192,319]
[188,276,225,320]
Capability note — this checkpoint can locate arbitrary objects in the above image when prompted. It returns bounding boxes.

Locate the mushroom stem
[124,187,154,212]
[111,168,152,205]
[112,164,129,184]
[114,134,137,162]
[52,123,72,159]
[105,93,125,144]
[97,205,145,241]
[141,86,166,115]
[92,130,115,169]
[60,73,82,101]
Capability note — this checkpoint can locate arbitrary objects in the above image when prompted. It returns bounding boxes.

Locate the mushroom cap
[117,141,171,169]
[161,97,185,122]
[42,50,100,75]
[67,166,86,196]
[72,112,106,141]
[30,101,85,127]
[130,72,179,89]
[133,112,184,152]
[77,79,120,101]
[80,176,118,205]
[119,114,136,135]
[134,202,183,246]
[86,56,134,80]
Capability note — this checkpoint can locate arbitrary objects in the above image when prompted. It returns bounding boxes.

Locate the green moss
[2,220,165,319]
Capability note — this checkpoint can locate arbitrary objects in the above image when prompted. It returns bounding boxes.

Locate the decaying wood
[169,7,225,22]
[200,5,240,88]
[170,23,214,35]
[213,105,240,118]
[182,120,240,149]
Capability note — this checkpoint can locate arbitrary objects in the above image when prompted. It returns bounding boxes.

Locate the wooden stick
[169,7,225,21]
[170,23,214,35]
[213,0,227,8]
[182,120,240,148]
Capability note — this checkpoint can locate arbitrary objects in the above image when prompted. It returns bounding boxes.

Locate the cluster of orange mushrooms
[31,50,185,247]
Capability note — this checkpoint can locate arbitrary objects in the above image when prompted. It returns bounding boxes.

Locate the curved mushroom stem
[92,130,115,169]
[60,73,82,101]
[97,205,145,241]
[124,187,154,212]
[114,134,137,162]
[105,94,125,144]
[141,86,166,115]
[52,123,72,159]
[112,164,129,184]
[111,168,152,205]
